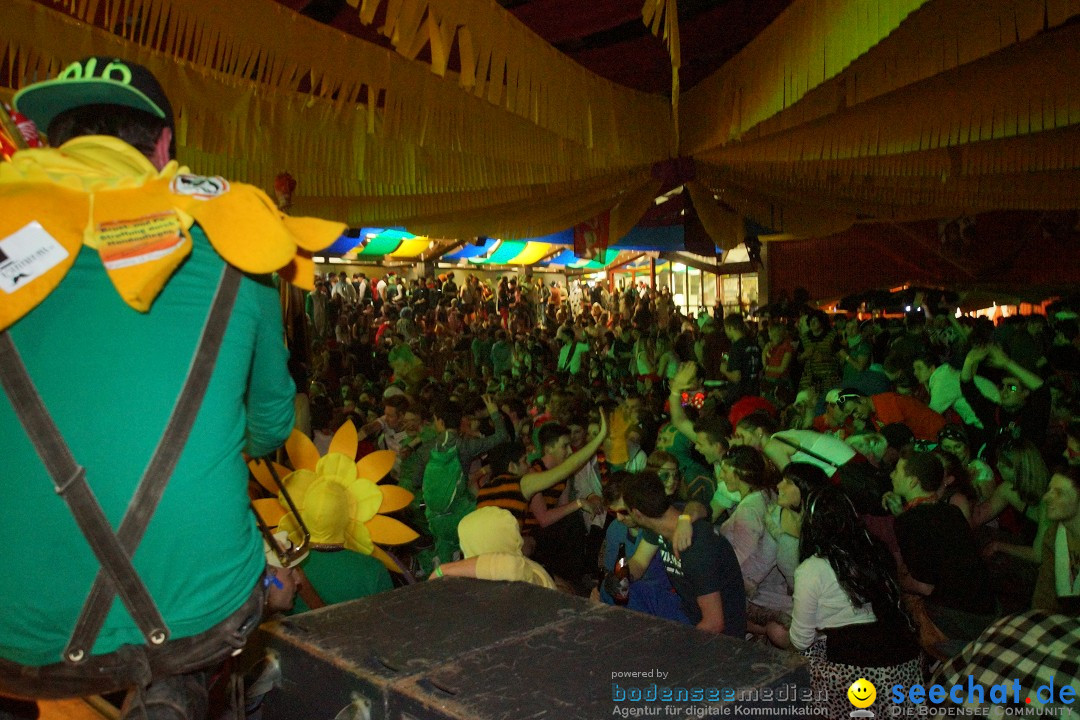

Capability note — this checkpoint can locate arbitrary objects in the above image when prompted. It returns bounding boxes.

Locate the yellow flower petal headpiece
[248,421,418,573]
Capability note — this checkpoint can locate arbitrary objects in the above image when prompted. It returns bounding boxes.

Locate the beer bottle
[613,542,630,606]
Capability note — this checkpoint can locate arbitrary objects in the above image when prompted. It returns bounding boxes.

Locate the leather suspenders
[0,265,241,663]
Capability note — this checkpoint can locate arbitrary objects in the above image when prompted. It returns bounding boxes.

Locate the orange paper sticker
[95,212,185,270]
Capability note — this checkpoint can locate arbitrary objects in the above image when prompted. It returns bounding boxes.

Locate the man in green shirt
[1,57,333,716]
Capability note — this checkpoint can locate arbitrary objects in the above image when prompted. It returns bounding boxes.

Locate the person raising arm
[523,413,609,528]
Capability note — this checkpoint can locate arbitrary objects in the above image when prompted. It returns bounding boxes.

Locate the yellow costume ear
[316,453,357,486]
[280,468,318,508]
[89,183,192,312]
[343,476,384,523]
[182,185,294,275]
[0,189,84,331]
[283,216,347,253]
[342,516,375,555]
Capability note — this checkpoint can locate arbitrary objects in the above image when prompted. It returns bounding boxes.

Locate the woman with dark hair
[766,485,922,717]
[716,446,794,634]
[797,310,839,391]
[937,423,996,502]
[775,462,830,538]
[496,276,511,329]
[672,331,697,365]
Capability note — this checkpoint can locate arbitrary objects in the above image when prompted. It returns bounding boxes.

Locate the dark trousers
[534,512,588,589]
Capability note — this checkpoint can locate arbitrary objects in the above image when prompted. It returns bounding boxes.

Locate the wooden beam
[659,252,754,277]
[605,252,645,273]
[420,238,468,263]
[565,252,642,277]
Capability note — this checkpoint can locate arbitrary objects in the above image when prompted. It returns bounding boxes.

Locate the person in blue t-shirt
[598,471,689,624]
[606,471,747,638]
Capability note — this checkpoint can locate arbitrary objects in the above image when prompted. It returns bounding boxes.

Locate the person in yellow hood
[0,57,342,719]
[432,507,556,589]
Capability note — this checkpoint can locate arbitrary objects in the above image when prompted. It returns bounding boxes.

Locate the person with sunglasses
[960,344,1051,455]
[937,424,997,503]
[605,471,746,637]
[596,472,690,624]
[835,387,946,443]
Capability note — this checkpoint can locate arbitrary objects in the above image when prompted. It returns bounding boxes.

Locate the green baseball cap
[14,56,173,133]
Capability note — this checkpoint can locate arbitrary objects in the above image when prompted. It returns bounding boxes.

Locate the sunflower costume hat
[250,421,419,572]
[0,57,345,331]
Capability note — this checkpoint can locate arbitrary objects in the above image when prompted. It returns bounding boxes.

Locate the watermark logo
[848,678,877,717]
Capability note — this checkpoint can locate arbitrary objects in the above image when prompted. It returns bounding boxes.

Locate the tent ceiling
[276,0,796,96]
[5,0,1080,296]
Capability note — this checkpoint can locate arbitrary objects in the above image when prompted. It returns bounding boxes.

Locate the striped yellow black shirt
[476,473,535,535]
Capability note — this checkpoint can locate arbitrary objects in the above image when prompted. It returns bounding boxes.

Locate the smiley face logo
[847,678,876,708]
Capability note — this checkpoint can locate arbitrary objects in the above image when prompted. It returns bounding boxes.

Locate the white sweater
[788,555,876,651]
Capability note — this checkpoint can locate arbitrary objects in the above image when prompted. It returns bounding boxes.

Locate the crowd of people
[287,269,1080,716]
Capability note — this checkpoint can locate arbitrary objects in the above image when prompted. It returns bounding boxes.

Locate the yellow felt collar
[0,137,343,330]
[0,136,166,191]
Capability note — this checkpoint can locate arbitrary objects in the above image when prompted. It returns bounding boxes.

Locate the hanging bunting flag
[642,0,680,147]
[573,210,610,260]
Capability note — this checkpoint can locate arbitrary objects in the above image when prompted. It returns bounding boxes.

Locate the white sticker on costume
[170,174,230,199]
[0,222,69,294]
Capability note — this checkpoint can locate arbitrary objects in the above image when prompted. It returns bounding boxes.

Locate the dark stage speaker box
[258,578,810,720]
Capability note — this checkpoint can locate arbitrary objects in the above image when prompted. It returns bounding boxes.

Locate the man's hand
[671,361,698,394]
[986,345,1010,369]
[673,515,694,558]
[965,345,992,367]
[582,494,605,514]
[882,491,903,516]
[482,394,499,414]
